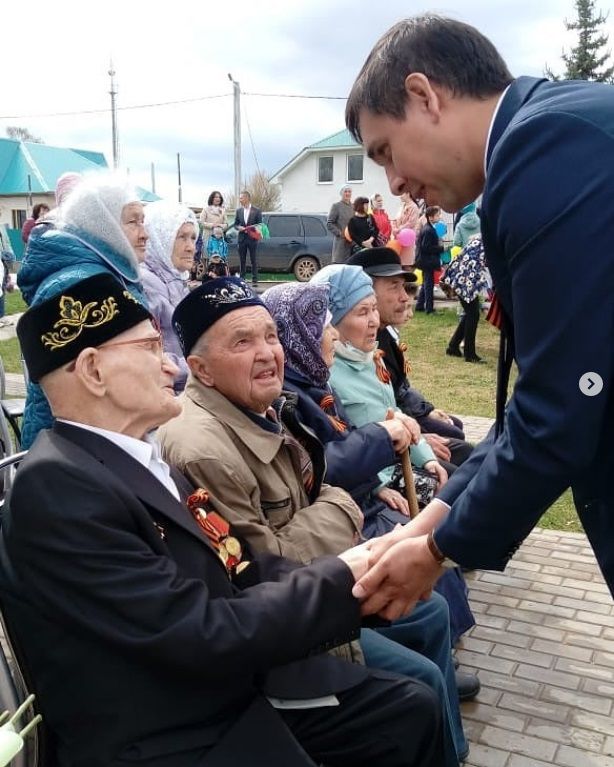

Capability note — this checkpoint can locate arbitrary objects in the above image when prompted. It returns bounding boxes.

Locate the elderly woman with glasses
[17,172,150,448]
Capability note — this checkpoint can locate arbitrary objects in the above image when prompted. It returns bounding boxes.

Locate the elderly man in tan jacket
[159,275,473,767]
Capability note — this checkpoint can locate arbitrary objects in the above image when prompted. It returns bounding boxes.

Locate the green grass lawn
[4,291,27,316]
[0,296,582,532]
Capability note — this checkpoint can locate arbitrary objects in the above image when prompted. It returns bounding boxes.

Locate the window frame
[317,155,334,185]
[346,153,364,183]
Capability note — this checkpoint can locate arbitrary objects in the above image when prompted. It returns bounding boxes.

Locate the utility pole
[150,162,156,195]
[228,73,242,203]
[108,60,119,169]
[177,153,182,203]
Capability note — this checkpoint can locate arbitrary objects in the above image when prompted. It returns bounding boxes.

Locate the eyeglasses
[98,332,164,359]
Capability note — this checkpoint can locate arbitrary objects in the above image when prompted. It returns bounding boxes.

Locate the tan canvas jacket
[158,376,363,565]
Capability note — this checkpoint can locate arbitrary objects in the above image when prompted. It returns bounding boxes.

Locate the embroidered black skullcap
[17,273,152,383]
[347,247,418,280]
[172,276,265,356]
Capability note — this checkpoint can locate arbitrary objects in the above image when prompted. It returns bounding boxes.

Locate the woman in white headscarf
[142,201,198,392]
[18,171,149,447]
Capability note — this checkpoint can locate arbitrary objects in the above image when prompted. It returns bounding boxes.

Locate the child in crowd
[206,225,230,278]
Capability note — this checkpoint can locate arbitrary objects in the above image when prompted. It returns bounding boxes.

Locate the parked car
[225,213,333,281]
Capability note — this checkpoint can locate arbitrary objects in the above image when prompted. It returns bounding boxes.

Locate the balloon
[397,228,416,247]
[434,221,447,238]
[387,238,402,255]
[450,246,462,260]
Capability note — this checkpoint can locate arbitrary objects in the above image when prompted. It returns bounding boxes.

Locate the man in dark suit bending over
[343,14,614,618]
[0,272,444,767]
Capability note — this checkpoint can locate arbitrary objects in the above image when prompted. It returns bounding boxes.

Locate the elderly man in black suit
[0,271,444,767]
[233,189,263,286]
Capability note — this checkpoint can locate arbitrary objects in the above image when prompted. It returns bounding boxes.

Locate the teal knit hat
[310,264,373,325]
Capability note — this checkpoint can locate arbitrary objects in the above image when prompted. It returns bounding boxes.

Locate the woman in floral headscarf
[142,201,198,391]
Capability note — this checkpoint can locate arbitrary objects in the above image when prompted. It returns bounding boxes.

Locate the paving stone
[517,600,575,619]
[554,595,612,615]
[531,581,586,600]
[462,702,526,733]
[603,735,614,756]
[542,615,603,637]
[507,756,560,767]
[524,719,604,752]
[563,577,610,594]
[550,551,599,566]
[542,685,612,716]
[455,650,515,675]
[462,742,509,767]
[507,620,565,642]
[582,678,614,698]
[500,586,555,605]
[577,610,614,628]
[472,591,521,609]
[461,685,501,707]
[479,571,538,589]
[594,650,614,666]
[531,638,593,662]
[570,710,614,737]
[477,669,540,697]
[505,559,541,573]
[555,656,614,682]
[556,744,614,766]
[497,692,569,724]
[471,625,532,649]
[472,613,509,630]
[514,663,581,690]
[563,632,614,652]
[542,563,593,579]
[457,636,494,655]
[479,725,557,762]
[487,604,546,625]
[491,643,553,669]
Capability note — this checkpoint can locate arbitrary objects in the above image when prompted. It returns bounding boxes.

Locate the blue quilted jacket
[18,226,147,448]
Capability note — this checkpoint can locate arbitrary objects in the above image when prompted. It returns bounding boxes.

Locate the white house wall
[278,150,402,217]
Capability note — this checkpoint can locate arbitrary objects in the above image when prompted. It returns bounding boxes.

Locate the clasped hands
[338,508,445,621]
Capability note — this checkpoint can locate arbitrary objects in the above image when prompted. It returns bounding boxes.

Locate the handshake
[337,499,450,621]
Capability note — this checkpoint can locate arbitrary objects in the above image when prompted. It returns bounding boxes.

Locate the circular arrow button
[579,372,603,397]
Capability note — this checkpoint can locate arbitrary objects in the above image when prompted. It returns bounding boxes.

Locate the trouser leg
[369,593,467,763]
[460,297,480,359]
[447,314,466,353]
[281,668,445,767]
[238,241,248,278]
[248,240,259,283]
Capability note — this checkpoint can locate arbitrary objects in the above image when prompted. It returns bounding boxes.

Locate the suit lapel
[53,422,208,546]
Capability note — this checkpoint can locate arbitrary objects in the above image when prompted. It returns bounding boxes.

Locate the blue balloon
[434,221,447,238]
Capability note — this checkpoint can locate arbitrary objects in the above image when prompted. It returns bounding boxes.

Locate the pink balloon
[397,228,416,247]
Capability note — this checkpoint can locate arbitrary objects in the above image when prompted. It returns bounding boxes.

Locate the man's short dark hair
[425,206,440,220]
[240,190,251,200]
[346,15,513,142]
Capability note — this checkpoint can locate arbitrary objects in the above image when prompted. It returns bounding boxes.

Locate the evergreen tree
[545,0,614,82]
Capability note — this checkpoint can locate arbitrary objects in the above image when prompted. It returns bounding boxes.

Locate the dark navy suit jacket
[435,77,614,593]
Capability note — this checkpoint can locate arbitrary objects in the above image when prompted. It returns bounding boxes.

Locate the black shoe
[464,355,485,363]
[415,306,425,312]
[446,347,463,358]
[456,671,480,701]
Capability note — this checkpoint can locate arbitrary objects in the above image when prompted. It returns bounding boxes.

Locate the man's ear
[73,348,107,397]
[187,354,215,387]
[404,73,442,119]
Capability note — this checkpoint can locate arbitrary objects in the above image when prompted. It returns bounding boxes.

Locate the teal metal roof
[0,138,108,194]
[308,129,359,150]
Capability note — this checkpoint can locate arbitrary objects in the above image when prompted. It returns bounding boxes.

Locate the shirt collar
[484,84,511,177]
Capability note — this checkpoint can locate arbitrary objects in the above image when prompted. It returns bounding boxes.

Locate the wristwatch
[426,530,459,569]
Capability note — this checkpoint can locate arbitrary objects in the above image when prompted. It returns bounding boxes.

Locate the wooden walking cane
[401,448,420,519]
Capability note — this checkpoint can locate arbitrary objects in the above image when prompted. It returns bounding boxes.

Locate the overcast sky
[2,0,613,204]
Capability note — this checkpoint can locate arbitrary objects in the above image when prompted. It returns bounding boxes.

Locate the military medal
[186,488,246,576]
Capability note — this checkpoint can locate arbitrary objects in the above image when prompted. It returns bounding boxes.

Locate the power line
[0,91,347,121]
[243,91,346,100]
[0,93,231,120]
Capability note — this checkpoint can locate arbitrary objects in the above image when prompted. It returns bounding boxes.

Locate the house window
[12,210,26,229]
[318,156,334,184]
[347,154,364,182]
